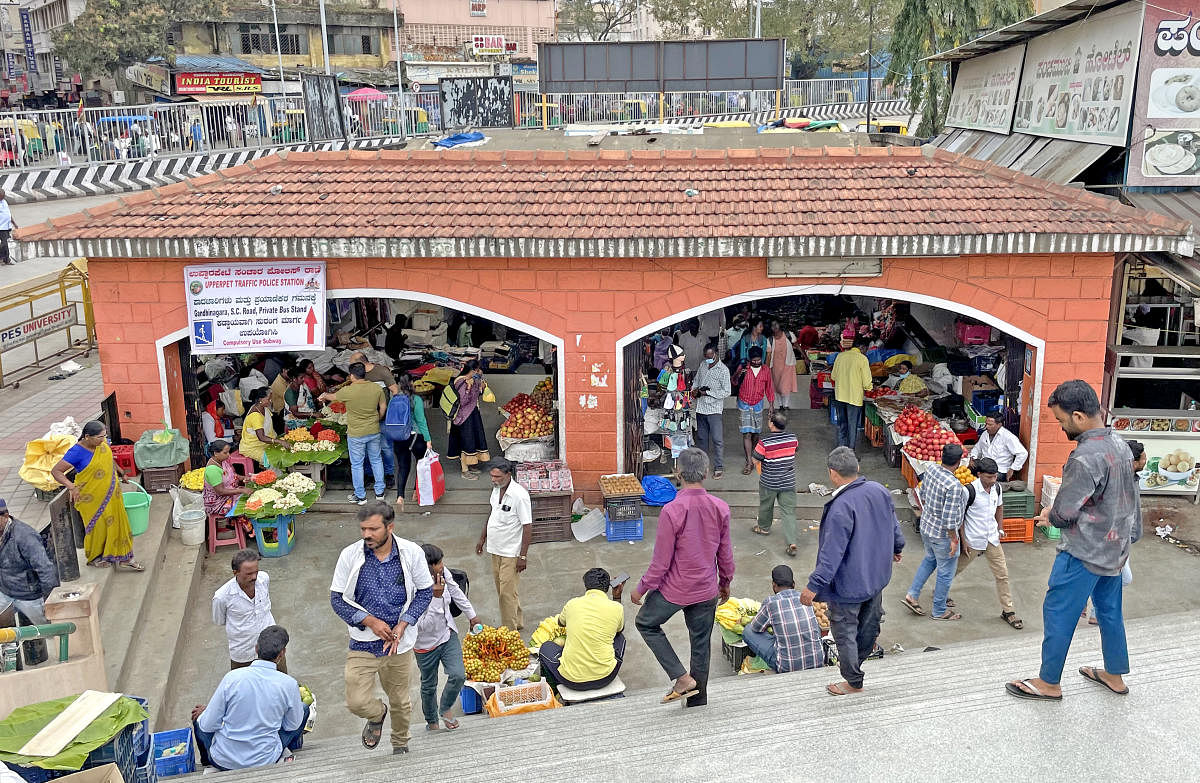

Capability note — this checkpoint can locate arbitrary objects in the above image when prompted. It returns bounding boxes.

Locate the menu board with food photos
[1013,3,1143,145]
[1111,421,1200,495]
[945,44,1025,133]
[1127,4,1200,184]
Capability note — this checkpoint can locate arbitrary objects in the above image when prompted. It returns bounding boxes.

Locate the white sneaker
[375,494,386,502]
[347,494,367,505]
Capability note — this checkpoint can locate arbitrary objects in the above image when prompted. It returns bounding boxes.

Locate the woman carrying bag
[388,374,434,505]
[444,360,493,481]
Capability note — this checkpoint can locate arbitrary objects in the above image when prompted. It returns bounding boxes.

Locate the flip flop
[742,465,753,475]
[661,681,700,704]
[442,715,460,730]
[116,560,146,572]
[826,682,861,696]
[785,545,798,557]
[751,526,771,536]
[713,470,724,480]
[900,596,925,616]
[1079,666,1129,695]
[1005,679,1062,701]
[362,705,387,749]
[931,610,962,621]
[461,472,479,481]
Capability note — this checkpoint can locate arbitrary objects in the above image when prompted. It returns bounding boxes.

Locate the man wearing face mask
[737,346,775,475]
[692,344,731,480]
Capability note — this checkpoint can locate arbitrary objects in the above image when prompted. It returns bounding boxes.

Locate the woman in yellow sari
[50,421,144,571]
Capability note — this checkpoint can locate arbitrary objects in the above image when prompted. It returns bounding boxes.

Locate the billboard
[439,76,514,128]
[946,44,1025,133]
[1127,7,1200,184]
[175,72,262,94]
[537,39,785,94]
[1012,3,1143,145]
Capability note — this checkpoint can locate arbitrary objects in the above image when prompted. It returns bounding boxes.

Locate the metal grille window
[327,26,377,55]
[234,23,307,55]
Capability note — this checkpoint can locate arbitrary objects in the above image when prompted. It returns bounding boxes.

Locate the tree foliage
[558,0,641,41]
[52,0,227,82]
[885,0,1031,136]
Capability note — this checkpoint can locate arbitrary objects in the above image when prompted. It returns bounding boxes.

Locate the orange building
[18,146,1193,497]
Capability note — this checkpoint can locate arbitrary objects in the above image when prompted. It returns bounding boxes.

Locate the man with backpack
[349,352,399,483]
[382,375,432,507]
[954,458,1022,630]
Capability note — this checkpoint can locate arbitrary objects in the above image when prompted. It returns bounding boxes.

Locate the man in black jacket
[0,498,60,628]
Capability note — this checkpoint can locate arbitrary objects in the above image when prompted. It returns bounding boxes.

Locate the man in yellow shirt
[830,334,873,448]
[537,568,626,692]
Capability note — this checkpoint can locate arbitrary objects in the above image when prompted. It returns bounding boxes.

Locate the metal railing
[0,79,900,174]
[0,622,77,671]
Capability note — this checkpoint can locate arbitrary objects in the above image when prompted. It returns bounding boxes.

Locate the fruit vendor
[212,548,280,671]
[970,414,1028,484]
[742,565,823,674]
[538,568,626,693]
[192,625,308,771]
[893,361,928,396]
[329,502,433,756]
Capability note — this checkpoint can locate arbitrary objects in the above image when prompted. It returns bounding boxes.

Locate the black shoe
[392,745,409,755]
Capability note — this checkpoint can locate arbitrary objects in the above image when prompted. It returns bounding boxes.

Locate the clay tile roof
[16,146,1195,260]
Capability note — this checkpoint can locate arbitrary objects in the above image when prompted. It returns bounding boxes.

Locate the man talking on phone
[537,568,626,693]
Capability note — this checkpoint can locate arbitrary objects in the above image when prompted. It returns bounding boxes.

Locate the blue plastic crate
[133,747,158,783]
[152,727,196,778]
[12,725,138,783]
[125,695,150,757]
[252,514,295,558]
[605,515,643,542]
[460,686,483,715]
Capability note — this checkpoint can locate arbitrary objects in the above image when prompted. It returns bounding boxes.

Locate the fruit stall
[497,378,558,461]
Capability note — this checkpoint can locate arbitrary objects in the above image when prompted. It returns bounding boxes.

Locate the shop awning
[933,128,1111,185]
[926,0,1131,63]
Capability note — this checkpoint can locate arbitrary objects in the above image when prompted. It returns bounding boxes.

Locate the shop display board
[946,44,1025,134]
[1112,415,1200,496]
[1012,2,1143,145]
[1127,4,1200,184]
[183,261,327,354]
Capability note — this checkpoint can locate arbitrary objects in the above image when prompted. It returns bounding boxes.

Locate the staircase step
[184,611,1200,782]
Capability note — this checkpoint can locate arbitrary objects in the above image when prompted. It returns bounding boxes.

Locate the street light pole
[865,0,873,131]
[392,0,407,141]
[318,0,331,75]
[754,0,762,38]
[269,0,286,92]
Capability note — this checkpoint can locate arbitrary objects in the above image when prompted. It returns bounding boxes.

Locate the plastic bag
[18,435,76,491]
[481,384,496,403]
[415,449,445,506]
[133,428,190,469]
[640,475,677,506]
[219,388,244,417]
[168,486,204,530]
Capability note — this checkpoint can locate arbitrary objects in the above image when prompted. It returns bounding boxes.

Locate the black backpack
[448,567,470,617]
[962,481,976,521]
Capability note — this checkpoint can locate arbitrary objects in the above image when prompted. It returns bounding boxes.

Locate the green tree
[885,0,1031,136]
[53,0,227,82]
[558,0,641,41]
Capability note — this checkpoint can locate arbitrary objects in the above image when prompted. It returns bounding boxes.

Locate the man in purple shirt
[632,447,734,707]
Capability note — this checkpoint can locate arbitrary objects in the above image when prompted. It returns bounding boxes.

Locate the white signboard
[0,305,77,352]
[946,44,1025,133]
[1013,3,1143,144]
[184,262,326,355]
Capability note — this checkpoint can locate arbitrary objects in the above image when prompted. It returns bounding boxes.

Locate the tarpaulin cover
[0,695,146,771]
[132,429,189,469]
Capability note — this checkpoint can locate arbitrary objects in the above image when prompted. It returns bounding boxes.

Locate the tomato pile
[893,406,937,437]
[903,428,959,461]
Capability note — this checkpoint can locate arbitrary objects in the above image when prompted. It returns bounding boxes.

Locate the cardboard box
[56,764,125,783]
[954,374,999,397]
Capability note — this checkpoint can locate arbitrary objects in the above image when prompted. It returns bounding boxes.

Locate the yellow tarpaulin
[18,435,76,491]
[421,366,457,387]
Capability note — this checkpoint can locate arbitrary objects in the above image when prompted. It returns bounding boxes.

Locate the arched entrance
[614,284,1047,482]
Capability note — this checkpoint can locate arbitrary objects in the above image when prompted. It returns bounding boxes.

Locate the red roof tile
[15,147,1193,252]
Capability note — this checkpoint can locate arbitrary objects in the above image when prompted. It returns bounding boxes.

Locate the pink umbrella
[346,87,388,102]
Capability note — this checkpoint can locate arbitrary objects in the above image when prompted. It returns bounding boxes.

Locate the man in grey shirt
[1007,380,1140,702]
[692,344,731,479]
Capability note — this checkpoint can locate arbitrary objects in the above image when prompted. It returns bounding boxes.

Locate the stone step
[180,611,1200,782]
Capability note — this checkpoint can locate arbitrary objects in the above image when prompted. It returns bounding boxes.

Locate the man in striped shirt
[751,411,799,557]
[742,565,824,673]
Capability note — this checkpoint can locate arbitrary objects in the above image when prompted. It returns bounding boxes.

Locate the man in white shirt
[674,319,706,372]
[954,458,1022,630]
[0,189,15,265]
[213,549,281,671]
[970,414,1029,484]
[475,458,532,631]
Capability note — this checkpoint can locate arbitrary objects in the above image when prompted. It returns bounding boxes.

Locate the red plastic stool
[207,512,247,556]
[227,452,256,479]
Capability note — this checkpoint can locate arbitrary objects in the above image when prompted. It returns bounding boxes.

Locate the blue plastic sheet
[641,475,677,506]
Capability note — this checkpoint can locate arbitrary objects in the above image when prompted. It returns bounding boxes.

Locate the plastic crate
[955,321,991,345]
[999,517,1035,544]
[252,514,295,558]
[492,681,555,715]
[971,389,1003,416]
[973,353,1003,375]
[721,637,750,673]
[864,417,885,448]
[126,695,150,757]
[133,747,158,783]
[864,403,883,428]
[13,725,143,783]
[152,727,196,778]
[1003,490,1036,518]
[460,686,484,715]
[140,464,184,493]
[1040,524,1062,541]
[530,492,572,521]
[605,515,643,542]
[900,455,918,489]
[112,444,138,478]
[604,496,641,522]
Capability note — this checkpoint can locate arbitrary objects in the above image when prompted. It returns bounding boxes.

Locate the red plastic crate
[1000,518,1035,544]
[112,444,138,478]
[955,321,991,345]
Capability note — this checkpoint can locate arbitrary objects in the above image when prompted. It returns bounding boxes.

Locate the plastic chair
[207,511,247,556]
[227,452,256,479]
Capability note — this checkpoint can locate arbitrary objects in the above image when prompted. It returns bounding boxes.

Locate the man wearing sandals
[800,448,904,695]
[903,443,968,621]
[632,447,734,707]
[1006,380,1140,702]
[330,502,434,755]
[955,458,1023,630]
[750,411,800,558]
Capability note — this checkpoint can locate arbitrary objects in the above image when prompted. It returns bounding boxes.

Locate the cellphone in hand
[611,572,630,588]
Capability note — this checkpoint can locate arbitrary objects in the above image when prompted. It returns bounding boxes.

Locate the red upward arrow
[305,307,318,344]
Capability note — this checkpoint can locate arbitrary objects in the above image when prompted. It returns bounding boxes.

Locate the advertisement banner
[18,7,35,72]
[0,306,77,353]
[470,0,486,16]
[1126,6,1200,184]
[472,35,506,56]
[945,44,1025,133]
[4,52,16,81]
[175,72,262,94]
[1012,3,1143,145]
[126,63,170,94]
[183,262,327,355]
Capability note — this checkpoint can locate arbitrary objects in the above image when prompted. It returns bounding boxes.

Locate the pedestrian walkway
[0,363,103,528]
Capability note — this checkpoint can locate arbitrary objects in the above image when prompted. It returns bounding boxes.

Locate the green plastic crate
[1003,490,1036,517]
[865,402,883,428]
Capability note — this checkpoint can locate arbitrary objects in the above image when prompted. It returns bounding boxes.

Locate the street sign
[0,305,77,353]
[183,262,327,354]
[411,81,421,93]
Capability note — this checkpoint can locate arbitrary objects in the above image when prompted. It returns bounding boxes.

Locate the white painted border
[614,284,1047,485]
[154,289,568,459]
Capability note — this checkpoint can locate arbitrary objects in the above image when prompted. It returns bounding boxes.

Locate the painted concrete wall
[88,252,1112,497]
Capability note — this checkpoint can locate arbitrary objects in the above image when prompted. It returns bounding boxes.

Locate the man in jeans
[413,543,477,731]
[0,498,59,664]
[802,448,905,695]
[330,502,434,755]
[348,351,399,482]
[1007,380,1141,701]
[324,362,387,505]
[692,344,731,479]
[632,447,734,707]
[750,411,799,557]
[830,334,872,448]
[903,443,968,620]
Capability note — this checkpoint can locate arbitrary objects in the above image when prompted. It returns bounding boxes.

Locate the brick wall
[88,252,1115,496]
